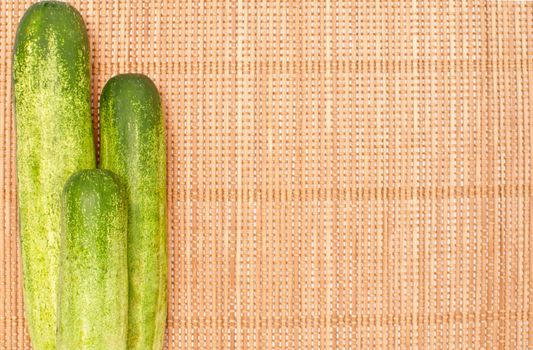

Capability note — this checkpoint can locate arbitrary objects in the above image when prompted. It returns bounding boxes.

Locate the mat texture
[1,0,533,349]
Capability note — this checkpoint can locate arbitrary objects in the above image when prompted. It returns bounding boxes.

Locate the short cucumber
[100,74,167,349]
[13,2,95,349]
[57,169,128,350]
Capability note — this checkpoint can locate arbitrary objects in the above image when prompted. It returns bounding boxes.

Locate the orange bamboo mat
[2,1,533,349]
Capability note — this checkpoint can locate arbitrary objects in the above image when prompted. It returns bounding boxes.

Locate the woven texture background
[1,0,533,349]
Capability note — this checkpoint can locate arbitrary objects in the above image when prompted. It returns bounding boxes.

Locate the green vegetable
[57,169,128,350]
[13,2,95,348]
[100,74,167,349]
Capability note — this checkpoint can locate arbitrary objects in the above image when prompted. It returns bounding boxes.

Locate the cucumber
[13,2,95,348]
[57,169,128,350]
[100,74,167,349]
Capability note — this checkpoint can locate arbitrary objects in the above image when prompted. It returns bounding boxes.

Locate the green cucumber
[13,2,95,349]
[100,74,167,349]
[57,169,128,350]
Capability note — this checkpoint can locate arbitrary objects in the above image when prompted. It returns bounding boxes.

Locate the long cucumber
[13,2,95,348]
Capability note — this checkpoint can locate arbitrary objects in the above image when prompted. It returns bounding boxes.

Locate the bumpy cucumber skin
[58,170,127,350]
[13,2,95,349]
[100,74,167,350]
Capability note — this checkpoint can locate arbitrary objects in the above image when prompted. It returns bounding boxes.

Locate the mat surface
[1,1,533,349]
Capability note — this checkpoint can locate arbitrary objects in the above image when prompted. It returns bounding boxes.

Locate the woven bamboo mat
[1,0,533,349]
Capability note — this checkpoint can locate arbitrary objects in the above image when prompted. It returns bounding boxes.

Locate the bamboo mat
[1,0,533,349]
